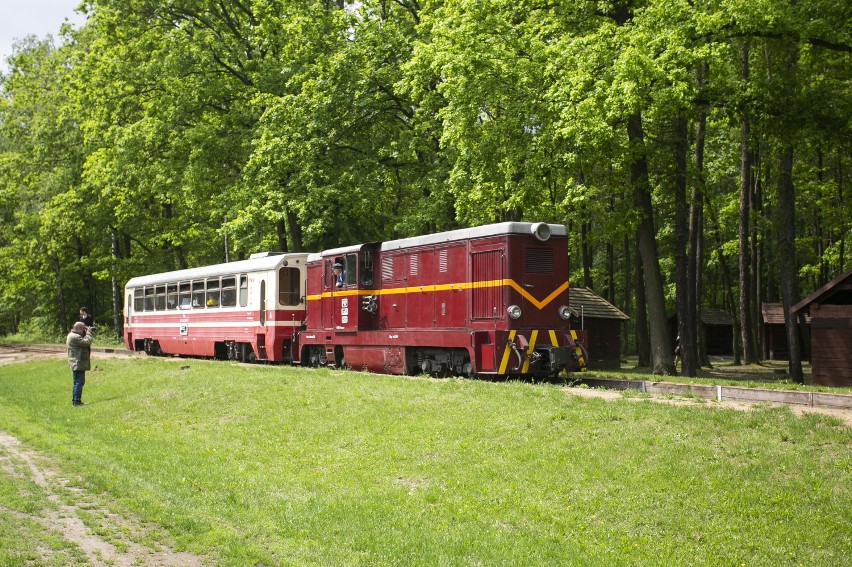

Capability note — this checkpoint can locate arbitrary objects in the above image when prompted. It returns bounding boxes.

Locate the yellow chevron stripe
[520,330,539,373]
[570,330,587,371]
[306,279,569,311]
[497,330,517,374]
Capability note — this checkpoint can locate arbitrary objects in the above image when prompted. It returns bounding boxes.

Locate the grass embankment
[1,357,850,566]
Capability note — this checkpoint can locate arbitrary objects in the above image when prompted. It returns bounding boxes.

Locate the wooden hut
[700,308,735,356]
[761,303,810,360]
[569,286,629,369]
[668,308,735,356]
[792,268,852,387]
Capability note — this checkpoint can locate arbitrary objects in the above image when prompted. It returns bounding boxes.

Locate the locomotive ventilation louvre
[525,248,554,274]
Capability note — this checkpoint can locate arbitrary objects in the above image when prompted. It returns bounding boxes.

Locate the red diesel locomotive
[124,222,587,377]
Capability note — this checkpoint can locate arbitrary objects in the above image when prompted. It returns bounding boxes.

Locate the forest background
[0,0,849,379]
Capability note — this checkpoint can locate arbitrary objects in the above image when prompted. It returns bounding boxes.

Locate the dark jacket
[66,331,93,371]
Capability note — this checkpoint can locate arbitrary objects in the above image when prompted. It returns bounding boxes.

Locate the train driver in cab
[332,262,345,288]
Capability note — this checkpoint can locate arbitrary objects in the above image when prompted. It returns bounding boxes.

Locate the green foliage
[0,0,850,347]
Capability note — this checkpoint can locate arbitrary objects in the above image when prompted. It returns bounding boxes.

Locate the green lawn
[1,357,849,566]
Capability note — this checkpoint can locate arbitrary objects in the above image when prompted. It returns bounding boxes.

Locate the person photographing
[66,321,94,406]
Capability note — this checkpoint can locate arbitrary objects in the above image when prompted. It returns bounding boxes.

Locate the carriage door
[259,280,266,326]
[332,253,358,332]
[471,249,504,320]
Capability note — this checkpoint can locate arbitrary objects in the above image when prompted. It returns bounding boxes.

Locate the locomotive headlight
[558,305,572,320]
[531,222,551,242]
[507,305,522,319]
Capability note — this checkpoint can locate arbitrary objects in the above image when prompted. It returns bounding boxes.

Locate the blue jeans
[72,371,86,405]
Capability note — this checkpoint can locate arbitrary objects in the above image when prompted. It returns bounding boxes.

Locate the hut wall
[705,324,734,356]
[810,304,852,387]
[763,325,790,360]
[581,319,623,369]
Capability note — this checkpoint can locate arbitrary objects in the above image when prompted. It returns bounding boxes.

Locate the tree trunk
[716,245,741,365]
[778,145,805,383]
[286,208,304,252]
[692,61,710,368]
[634,235,650,367]
[581,220,593,289]
[674,115,696,376]
[738,42,758,364]
[276,219,289,252]
[51,254,67,334]
[623,234,632,357]
[628,113,674,374]
[110,230,124,338]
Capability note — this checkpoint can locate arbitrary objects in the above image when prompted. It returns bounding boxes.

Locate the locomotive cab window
[360,251,374,287]
[134,288,143,312]
[325,254,358,288]
[278,267,301,306]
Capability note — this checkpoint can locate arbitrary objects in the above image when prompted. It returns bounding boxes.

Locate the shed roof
[701,308,733,326]
[792,268,852,314]
[568,287,629,321]
[762,302,812,325]
[667,308,734,326]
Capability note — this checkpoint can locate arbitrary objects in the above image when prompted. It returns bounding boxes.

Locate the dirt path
[565,386,852,427]
[0,431,208,566]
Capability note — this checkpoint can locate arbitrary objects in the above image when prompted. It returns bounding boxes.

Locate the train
[123,222,588,377]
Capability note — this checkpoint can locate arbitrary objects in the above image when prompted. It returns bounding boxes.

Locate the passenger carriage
[124,253,309,362]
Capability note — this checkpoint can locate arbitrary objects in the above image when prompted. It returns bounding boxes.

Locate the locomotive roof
[307,222,566,262]
[125,252,310,288]
[380,222,566,251]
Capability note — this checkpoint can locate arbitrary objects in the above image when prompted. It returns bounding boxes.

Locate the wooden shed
[761,303,810,360]
[668,308,735,356]
[700,308,735,356]
[569,286,629,369]
[792,268,852,387]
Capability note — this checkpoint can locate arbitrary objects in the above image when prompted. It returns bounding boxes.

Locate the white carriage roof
[379,222,566,252]
[125,253,310,288]
[307,223,567,262]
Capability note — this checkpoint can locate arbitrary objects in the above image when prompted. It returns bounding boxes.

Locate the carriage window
[192,281,205,308]
[206,277,220,307]
[221,276,236,307]
[134,288,143,312]
[166,283,178,309]
[178,281,191,309]
[144,286,155,311]
[238,274,248,307]
[155,285,166,311]
[278,267,301,306]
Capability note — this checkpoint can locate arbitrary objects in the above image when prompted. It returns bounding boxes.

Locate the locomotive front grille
[525,248,554,274]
